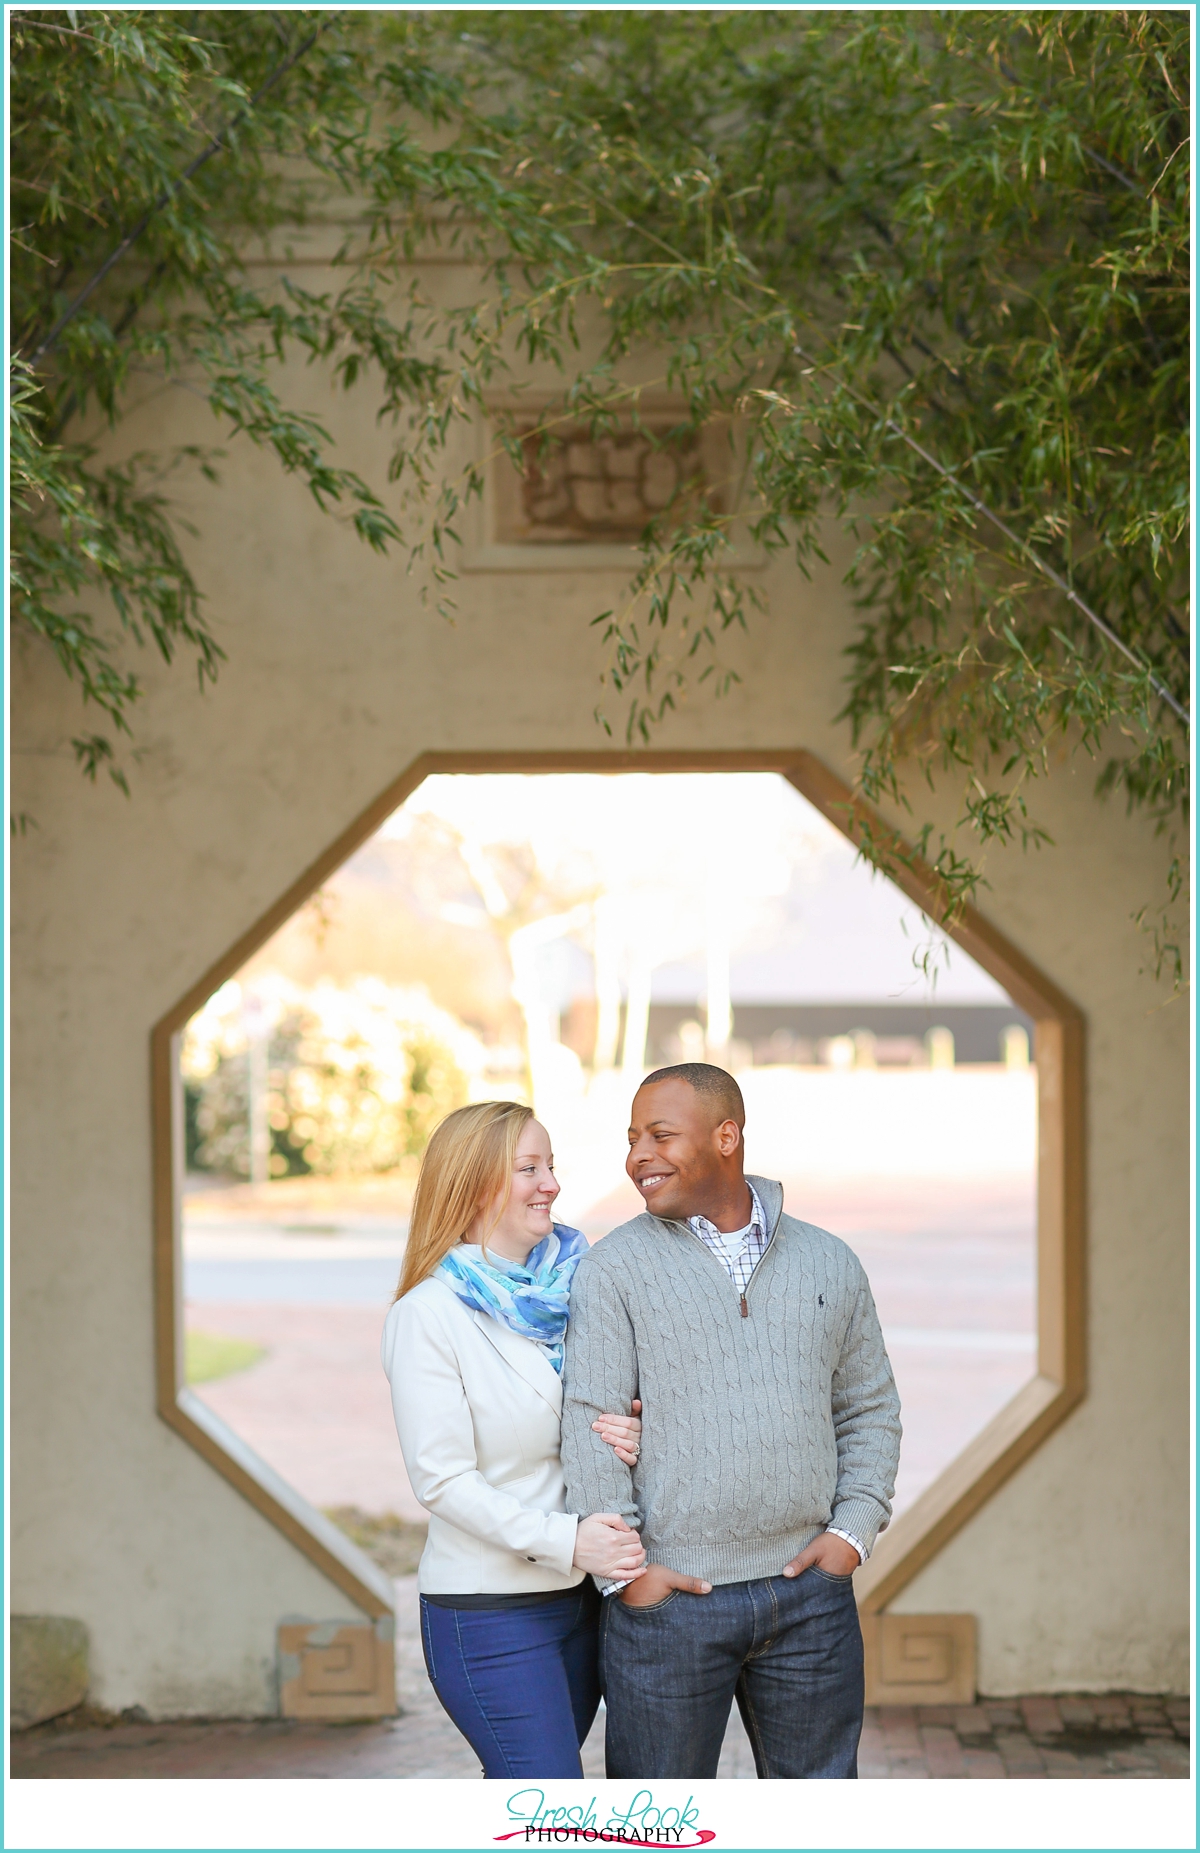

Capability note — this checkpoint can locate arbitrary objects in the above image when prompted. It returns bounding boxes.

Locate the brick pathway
[858,1693,1190,1779]
[11,1696,1188,1781]
[12,1578,1188,1780]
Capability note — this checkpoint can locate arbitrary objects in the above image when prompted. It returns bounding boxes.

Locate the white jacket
[381,1275,583,1595]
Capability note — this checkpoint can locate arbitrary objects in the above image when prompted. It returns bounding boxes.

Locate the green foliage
[185,1330,267,1384]
[274,1019,468,1177]
[11,10,440,782]
[12,354,219,786]
[186,1002,468,1179]
[187,1010,312,1178]
[13,11,1189,980]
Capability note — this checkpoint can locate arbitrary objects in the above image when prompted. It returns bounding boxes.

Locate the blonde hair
[394,1099,534,1300]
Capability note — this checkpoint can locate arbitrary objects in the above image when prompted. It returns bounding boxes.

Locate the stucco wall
[12,267,1188,1710]
[890,750,1191,1693]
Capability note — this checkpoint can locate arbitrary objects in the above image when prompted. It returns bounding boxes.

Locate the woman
[381,1099,646,1779]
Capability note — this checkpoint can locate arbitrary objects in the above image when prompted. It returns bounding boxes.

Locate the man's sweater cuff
[830,1497,888,1557]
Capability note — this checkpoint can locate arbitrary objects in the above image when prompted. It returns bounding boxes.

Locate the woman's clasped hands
[573,1512,646,1581]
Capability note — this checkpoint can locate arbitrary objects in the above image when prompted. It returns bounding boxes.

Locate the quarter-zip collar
[689,1181,769,1268]
[658,1174,785,1315]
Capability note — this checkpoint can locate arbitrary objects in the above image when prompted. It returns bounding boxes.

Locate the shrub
[183,978,476,1178]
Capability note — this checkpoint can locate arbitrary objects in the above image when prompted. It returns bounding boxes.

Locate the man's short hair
[640,1062,745,1129]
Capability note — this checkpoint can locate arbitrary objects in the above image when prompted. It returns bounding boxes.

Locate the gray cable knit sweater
[560,1176,902,1586]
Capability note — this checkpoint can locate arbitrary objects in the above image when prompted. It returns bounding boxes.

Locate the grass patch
[185,1331,268,1384]
[324,1506,428,1576]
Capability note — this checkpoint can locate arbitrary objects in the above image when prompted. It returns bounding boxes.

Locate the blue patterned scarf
[435,1223,588,1374]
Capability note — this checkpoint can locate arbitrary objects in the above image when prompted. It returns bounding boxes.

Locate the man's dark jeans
[600,1566,863,1779]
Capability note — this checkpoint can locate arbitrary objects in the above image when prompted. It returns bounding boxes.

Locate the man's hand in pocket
[618,1563,712,1606]
[781,1531,861,1579]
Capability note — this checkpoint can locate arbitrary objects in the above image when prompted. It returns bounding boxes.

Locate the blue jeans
[420,1584,601,1778]
[600,1568,863,1779]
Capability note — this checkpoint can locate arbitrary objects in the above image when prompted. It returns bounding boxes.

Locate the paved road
[185,1256,401,1306]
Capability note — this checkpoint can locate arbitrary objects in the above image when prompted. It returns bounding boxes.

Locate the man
[561,1062,901,1780]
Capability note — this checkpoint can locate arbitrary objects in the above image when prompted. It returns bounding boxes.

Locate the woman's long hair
[394,1099,534,1300]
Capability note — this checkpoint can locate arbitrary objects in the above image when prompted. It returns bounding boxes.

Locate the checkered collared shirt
[688,1182,771,1298]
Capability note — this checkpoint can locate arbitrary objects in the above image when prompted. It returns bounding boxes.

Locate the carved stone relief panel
[277,1618,396,1720]
[492,418,726,545]
[860,1613,977,1707]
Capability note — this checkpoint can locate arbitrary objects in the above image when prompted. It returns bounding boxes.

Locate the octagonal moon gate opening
[151,748,1085,1627]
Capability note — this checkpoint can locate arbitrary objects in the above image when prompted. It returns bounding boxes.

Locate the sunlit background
[181,772,1038,1569]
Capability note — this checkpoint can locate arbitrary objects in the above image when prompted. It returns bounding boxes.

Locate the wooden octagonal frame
[151,747,1085,1622]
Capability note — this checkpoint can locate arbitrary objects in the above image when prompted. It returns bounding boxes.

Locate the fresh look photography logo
[495,1788,716,1848]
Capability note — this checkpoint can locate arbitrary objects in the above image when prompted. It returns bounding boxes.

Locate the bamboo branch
[27,18,336,366]
[788,347,1190,728]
